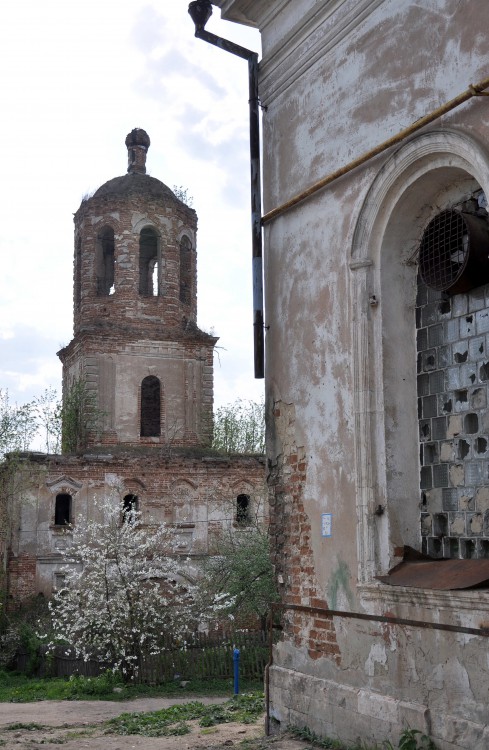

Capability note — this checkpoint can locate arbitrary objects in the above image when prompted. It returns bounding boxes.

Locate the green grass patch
[105,692,264,737]
[0,669,262,703]
[3,722,46,731]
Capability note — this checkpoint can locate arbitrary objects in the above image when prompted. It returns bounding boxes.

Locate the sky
[0,0,263,423]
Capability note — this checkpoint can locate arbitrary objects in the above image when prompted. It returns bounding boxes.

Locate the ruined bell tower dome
[58,130,217,450]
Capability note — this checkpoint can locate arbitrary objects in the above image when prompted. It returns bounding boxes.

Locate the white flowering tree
[48,498,196,681]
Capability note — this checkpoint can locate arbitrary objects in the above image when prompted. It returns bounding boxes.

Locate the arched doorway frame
[350,129,489,582]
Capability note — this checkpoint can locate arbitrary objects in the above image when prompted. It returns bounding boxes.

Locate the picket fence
[23,629,271,682]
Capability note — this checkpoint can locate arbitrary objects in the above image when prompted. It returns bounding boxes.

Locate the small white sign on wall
[321,513,333,537]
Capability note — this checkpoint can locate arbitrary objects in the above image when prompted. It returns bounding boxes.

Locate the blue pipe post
[233,648,240,695]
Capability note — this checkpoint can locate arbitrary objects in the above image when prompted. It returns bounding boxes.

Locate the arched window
[179,235,192,305]
[236,494,251,526]
[96,227,115,296]
[140,376,161,437]
[139,227,159,296]
[55,493,72,526]
[122,493,139,523]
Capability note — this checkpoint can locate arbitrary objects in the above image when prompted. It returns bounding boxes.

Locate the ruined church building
[5,129,264,600]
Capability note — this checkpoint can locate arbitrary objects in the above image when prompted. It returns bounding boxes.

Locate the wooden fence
[20,630,272,682]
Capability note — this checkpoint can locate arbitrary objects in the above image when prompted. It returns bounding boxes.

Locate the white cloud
[0,1,263,411]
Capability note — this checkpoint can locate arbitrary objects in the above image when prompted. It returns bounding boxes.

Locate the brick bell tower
[58,129,217,450]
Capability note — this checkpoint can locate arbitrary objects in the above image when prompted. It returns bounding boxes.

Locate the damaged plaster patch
[365,643,388,677]
[327,557,354,610]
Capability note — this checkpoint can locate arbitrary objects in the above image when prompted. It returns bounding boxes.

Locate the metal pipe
[264,605,275,736]
[189,2,264,378]
[262,74,489,226]
[285,602,489,637]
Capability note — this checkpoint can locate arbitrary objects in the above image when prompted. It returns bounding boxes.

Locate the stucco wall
[215,0,489,747]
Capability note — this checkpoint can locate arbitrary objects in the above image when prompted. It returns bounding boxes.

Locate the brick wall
[7,450,266,601]
[268,401,340,665]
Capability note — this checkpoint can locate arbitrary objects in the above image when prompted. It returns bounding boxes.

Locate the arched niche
[350,129,489,581]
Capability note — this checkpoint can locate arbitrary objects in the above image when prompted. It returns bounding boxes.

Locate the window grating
[419,210,468,291]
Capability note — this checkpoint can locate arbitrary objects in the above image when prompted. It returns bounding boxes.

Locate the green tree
[197,485,277,631]
[212,399,265,454]
[33,388,62,454]
[0,390,37,459]
[60,378,105,453]
[200,524,278,632]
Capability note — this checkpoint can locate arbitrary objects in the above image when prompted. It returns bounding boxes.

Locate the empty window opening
[458,439,470,459]
[439,299,451,315]
[455,389,468,404]
[55,493,71,526]
[179,235,192,305]
[464,413,479,434]
[454,351,468,363]
[122,494,139,522]
[443,399,452,413]
[423,443,438,464]
[140,376,161,437]
[54,572,66,591]
[460,539,476,559]
[139,227,159,296]
[96,227,115,296]
[480,362,489,381]
[236,494,251,526]
[433,513,448,538]
[151,259,159,296]
[476,437,487,454]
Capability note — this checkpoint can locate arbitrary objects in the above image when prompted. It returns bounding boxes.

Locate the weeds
[288,725,438,750]
[4,722,45,731]
[105,691,264,737]
[0,670,261,702]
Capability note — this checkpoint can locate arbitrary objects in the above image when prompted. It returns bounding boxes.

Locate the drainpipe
[188,0,264,379]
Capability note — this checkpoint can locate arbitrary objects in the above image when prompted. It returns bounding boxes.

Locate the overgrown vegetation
[0,670,261,702]
[0,379,105,457]
[105,692,264,737]
[60,377,105,453]
[288,725,438,750]
[200,524,278,632]
[212,399,265,454]
[172,185,194,207]
[0,596,51,674]
[0,388,60,458]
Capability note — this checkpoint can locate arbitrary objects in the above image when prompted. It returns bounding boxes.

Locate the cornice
[258,0,386,105]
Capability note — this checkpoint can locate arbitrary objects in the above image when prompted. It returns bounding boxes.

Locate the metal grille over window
[419,210,489,294]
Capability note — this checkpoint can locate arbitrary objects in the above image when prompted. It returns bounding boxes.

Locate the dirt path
[0,696,305,750]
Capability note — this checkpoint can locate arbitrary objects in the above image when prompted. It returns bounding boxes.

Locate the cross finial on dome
[125,128,151,174]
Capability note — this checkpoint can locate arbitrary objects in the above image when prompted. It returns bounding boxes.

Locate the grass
[0,670,262,703]
[288,725,438,750]
[105,691,264,737]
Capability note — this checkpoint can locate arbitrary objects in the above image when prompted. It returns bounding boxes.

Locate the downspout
[188,0,264,379]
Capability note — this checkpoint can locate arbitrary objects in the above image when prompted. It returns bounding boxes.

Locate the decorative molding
[259,0,386,104]
[350,129,489,580]
[46,476,83,495]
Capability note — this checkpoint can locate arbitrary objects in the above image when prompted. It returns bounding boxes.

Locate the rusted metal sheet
[377,547,489,590]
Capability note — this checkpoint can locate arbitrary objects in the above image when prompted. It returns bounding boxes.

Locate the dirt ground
[0,696,305,750]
